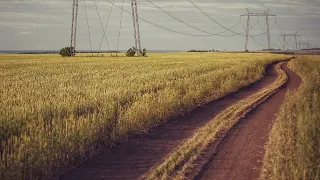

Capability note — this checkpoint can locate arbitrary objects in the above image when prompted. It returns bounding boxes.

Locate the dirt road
[196,63,301,180]
[62,61,290,180]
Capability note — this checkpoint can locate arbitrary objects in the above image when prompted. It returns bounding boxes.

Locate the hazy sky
[1,0,320,51]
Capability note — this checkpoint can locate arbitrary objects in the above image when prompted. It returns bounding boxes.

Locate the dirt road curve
[196,63,301,180]
[62,61,290,180]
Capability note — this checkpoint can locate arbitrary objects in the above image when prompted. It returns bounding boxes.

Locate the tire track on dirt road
[61,60,290,180]
[194,62,301,180]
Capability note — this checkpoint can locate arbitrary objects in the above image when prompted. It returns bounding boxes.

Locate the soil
[195,62,302,180]
[61,61,291,180]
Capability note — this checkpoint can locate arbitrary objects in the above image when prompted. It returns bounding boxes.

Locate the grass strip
[260,56,320,180]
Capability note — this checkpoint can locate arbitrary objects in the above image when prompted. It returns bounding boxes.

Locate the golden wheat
[0,52,289,179]
[261,55,320,180]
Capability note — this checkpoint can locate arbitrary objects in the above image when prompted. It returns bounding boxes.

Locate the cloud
[16,31,31,35]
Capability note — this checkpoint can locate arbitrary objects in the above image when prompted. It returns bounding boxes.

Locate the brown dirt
[194,63,302,180]
[61,61,288,180]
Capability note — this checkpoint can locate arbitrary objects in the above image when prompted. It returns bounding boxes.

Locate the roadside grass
[261,56,320,180]
[0,53,289,179]
[145,62,288,180]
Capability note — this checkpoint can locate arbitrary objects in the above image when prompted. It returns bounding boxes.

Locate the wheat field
[0,52,289,179]
[261,55,320,180]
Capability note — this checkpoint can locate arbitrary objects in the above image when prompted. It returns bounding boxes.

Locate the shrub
[60,47,74,57]
[126,46,136,57]
[126,47,147,57]
[142,48,147,57]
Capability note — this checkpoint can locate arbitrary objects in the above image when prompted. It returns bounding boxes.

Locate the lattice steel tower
[131,0,142,56]
[241,9,275,51]
[70,0,79,56]
[280,32,301,51]
[299,41,310,50]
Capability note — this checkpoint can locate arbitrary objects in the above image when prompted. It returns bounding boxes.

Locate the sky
[1,0,320,51]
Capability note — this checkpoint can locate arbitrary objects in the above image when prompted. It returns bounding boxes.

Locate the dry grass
[145,62,289,180]
[0,52,289,179]
[261,56,320,180]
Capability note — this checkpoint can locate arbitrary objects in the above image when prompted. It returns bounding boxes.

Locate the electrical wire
[89,0,285,51]
[259,30,265,47]
[250,33,258,51]
[253,16,287,50]
[239,18,266,37]
[240,18,272,50]
[256,16,277,37]
[271,40,281,50]
[145,0,242,36]
[278,34,284,49]
[187,0,249,37]
[104,0,265,37]
[251,35,267,49]
[274,16,286,50]
[288,37,296,50]
[257,16,265,30]
[282,35,294,50]
[96,0,114,56]
[116,0,125,56]
[83,0,93,54]
[275,17,283,34]
[252,16,280,50]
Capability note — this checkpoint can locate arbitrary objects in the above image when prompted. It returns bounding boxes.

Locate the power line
[83,0,93,54]
[275,17,282,34]
[241,17,280,50]
[95,0,113,56]
[298,41,311,50]
[273,17,288,50]
[271,41,281,50]
[239,17,267,37]
[280,32,301,50]
[75,1,298,52]
[145,0,242,36]
[240,9,276,51]
[251,31,268,49]
[187,0,248,36]
[256,16,281,49]
[286,39,295,49]
[116,0,125,56]
[251,37,258,51]
[102,0,227,37]
[256,16,278,35]
[105,0,265,38]
[252,36,267,49]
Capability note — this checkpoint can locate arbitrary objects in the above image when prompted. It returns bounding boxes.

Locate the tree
[142,48,147,56]
[125,47,147,57]
[60,47,74,57]
[126,46,136,57]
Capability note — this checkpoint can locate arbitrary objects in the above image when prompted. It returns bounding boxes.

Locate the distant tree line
[187,49,217,52]
[19,51,59,54]
[262,49,282,51]
[302,48,320,50]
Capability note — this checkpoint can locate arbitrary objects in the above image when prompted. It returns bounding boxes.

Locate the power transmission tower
[241,9,275,51]
[131,0,142,56]
[280,32,301,51]
[70,0,79,56]
[298,41,310,50]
